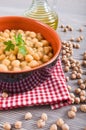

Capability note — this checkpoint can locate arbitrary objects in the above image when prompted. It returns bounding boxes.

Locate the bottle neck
[32,0,49,9]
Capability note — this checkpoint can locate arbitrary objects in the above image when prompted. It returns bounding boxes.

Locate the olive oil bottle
[24,0,58,30]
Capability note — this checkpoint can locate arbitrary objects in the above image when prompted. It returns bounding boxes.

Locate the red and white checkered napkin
[0,59,71,110]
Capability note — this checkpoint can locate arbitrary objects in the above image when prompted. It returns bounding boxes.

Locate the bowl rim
[0,16,61,74]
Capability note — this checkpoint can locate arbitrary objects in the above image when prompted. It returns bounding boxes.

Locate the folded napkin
[0,59,71,110]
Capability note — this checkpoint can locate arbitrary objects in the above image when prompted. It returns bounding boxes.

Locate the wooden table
[0,0,86,129]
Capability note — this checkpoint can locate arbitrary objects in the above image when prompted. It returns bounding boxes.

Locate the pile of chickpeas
[0,29,53,72]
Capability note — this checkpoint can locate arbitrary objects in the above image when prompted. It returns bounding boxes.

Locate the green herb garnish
[4,40,15,51]
[14,34,27,55]
[3,34,27,55]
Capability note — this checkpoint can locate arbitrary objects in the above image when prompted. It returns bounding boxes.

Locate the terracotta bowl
[0,16,61,83]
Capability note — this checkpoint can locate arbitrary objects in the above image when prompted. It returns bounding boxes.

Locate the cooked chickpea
[11,60,20,67]
[56,118,64,127]
[25,112,32,120]
[62,123,69,130]
[3,122,11,130]
[14,121,22,129]
[0,29,54,72]
[50,124,57,130]
[0,64,8,71]
[41,113,48,121]
[37,119,45,128]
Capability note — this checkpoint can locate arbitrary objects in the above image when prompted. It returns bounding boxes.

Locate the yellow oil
[24,1,58,30]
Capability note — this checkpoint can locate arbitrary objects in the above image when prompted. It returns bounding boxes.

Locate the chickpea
[42,55,50,63]
[3,122,11,130]
[29,31,36,38]
[71,106,77,112]
[37,119,45,128]
[2,59,10,66]
[11,60,20,67]
[50,124,57,130]
[28,60,39,68]
[25,54,33,62]
[68,110,76,118]
[80,104,86,112]
[0,64,8,71]
[74,97,80,104]
[75,88,81,95]
[25,112,32,120]
[41,113,48,121]
[80,96,86,103]
[62,123,69,130]
[14,121,22,129]
[56,118,64,127]
[36,33,43,41]
[2,92,8,98]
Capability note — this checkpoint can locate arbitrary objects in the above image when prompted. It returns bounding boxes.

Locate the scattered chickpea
[64,66,69,72]
[78,28,83,32]
[3,122,11,130]
[71,106,77,112]
[2,92,8,98]
[14,121,22,129]
[37,119,45,128]
[41,113,48,121]
[77,79,83,85]
[25,112,32,120]
[80,84,86,90]
[70,93,75,99]
[80,96,86,103]
[80,104,86,112]
[56,118,64,127]
[67,85,71,91]
[63,28,67,32]
[74,97,80,104]
[76,73,82,79]
[79,35,83,40]
[80,90,86,96]
[71,73,76,80]
[62,123,69,130]
[75,88,81,95]
[50,124,57,130]
[68,110,76,119]
[75,44,80,49]
[76,37,81,42]
[84,126,86,130]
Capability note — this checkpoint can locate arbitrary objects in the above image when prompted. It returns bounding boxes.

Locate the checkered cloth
[0,59,71,110]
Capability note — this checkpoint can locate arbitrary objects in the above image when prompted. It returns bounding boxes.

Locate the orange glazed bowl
[0,16,61,83]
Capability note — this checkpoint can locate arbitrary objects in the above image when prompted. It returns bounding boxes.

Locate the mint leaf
[4,40,15,51]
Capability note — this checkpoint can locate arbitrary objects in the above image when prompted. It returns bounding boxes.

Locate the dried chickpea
[56,118,64,127]
[80,90,86,96]
[71,73,76,80]
[74,97,80,104]
[67,85,71,91]
[41,113,48,121]
[71,106,77,112]
[62,123,69,130]
[75,88,81,95]
[80,104,86,112]
[80,84,86,90]
[2,92,8,98]
[25,112,32,120]
[37,119,45,128]
[14,121,22,129]
[76,73,82,79]
[68,110,76,118]
[50,124,57,130]
[70,93,75,99]
[64,66,69,72]
[80,96,86,103]
[77,79,83,85]
[3,122,11,130]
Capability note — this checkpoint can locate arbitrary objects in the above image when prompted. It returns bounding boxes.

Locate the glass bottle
[24,0,58,30]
